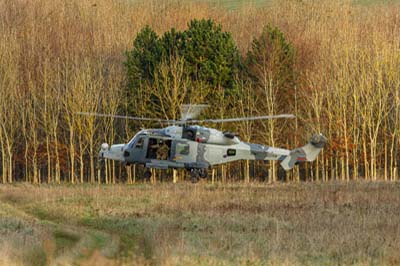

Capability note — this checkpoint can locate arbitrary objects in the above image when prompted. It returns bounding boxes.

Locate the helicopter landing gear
[189,168,207,183]
[144,170,152,182]
[199,169,208,179]
[278,168,287,182]
[190,169,200,183]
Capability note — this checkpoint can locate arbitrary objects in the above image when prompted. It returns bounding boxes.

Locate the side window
[135,137,144,149]
[177,143,190,155]
[227,149,236,156]
[182,128,196,141]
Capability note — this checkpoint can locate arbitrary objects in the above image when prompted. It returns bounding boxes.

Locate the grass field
[200,0,268,9]
[1,182,400,265]
[200,0,399,9]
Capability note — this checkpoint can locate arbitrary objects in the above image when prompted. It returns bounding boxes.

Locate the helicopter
[78,105,327,182]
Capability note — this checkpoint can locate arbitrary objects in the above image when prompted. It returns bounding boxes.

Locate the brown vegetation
[0,0,399,183]
[0,182,400,265]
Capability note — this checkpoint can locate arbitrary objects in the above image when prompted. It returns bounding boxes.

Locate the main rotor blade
[76,112,295,124]
[76,112,178,123]
[187,114,296,123]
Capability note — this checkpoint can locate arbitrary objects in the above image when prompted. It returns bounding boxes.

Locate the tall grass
[0,0,399,182]
[1,182,400,264]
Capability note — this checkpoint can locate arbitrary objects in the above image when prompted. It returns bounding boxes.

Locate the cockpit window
[128,134,145,148]
[135,137,144,149]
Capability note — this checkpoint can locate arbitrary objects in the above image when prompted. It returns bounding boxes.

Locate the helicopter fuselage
[99,125,327,173]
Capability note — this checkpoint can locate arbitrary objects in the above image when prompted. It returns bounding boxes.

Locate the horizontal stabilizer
[280,134,327,170]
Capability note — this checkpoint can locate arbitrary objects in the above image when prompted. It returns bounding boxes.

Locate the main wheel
[278,168,287,182]
[190,169,199,183]
[199,169,208,179]
[144,170,152,182]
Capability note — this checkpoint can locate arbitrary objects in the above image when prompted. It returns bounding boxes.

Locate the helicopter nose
[98,143,125,162]
[101,143,109,151]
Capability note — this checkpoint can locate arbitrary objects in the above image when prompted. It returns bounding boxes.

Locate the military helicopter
[78,105,327,182]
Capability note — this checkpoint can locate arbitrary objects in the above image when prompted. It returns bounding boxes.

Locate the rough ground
[0,181,399,265]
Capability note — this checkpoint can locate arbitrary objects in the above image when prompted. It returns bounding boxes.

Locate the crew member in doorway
[156,140,169,160]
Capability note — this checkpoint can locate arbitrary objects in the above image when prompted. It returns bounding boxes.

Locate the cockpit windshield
[127,132,146,148]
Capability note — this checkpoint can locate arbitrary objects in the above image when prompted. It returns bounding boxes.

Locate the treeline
[0,0,399,183]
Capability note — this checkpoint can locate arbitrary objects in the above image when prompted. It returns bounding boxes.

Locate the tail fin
[280,134,327,171]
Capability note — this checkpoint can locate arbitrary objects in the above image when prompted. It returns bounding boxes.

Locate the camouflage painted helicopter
[79,105,327,182]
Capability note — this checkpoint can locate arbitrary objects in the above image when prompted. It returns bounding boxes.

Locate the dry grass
[0,182,399,265]
[1,0,400,182]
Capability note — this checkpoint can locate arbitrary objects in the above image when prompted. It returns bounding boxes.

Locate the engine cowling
[180,125,241,145]
[205,129,240,145]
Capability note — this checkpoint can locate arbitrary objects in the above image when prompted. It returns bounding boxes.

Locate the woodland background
[0,0,400,184]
